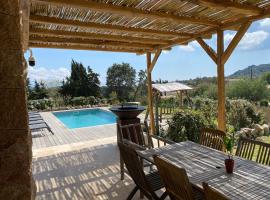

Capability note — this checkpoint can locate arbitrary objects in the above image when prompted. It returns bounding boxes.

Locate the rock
[251,129,258,138]
[262,124,269,136]
[254,124,264,132]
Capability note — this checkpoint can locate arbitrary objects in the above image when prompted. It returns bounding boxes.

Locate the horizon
[25,18,270,87]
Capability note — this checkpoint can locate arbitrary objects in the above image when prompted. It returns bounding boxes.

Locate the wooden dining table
[137,141,270,200]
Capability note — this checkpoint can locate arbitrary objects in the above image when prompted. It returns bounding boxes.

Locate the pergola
[2,0,270,198]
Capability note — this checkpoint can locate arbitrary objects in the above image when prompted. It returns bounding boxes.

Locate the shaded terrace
[2,0,270,199]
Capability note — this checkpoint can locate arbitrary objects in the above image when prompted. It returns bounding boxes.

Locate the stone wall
[0,0,34,199]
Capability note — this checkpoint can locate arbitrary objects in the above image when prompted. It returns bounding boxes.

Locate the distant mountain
[229,64,270,78]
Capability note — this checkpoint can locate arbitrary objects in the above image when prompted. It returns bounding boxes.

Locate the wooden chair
[119,122,175,179]
[153,155,204,200]
[236,137,270,165]
[199,128,226,151]
[203,182,230,200]
[118,142,167,200]
[119,123,152,180]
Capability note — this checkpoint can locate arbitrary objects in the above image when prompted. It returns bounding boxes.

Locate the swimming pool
[53,109,116,129]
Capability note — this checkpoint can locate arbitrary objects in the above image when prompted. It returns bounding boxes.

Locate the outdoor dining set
[118,123,270,200]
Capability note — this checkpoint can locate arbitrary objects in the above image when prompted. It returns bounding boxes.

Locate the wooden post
[147,53,155,134]
[197,22,251,132]
[0,0,34,199]
[217,30,225,131]
[154,93,159,135]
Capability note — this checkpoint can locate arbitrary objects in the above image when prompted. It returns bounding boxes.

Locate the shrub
[193,97,217,125]
[167,110,215,143]
[86,96,96,105]
[226,99,262,131]
[71,97,87,106]
[227,78,268,101]
[28,99,53,110]
[260,99,269,107]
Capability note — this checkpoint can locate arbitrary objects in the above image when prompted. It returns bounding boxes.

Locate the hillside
[229,63,270,78]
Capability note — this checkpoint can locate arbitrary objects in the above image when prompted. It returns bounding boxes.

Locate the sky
[25,18,270,86]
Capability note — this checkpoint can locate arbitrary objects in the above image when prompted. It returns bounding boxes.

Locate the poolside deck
[32,110,147,199]
[32,111,117,150]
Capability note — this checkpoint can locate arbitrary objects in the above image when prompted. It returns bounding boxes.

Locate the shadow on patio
[33,143,139,200]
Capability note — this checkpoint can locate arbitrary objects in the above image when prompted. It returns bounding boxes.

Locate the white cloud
[28,67,70,83]
[179,41,198,52]
[162,50,170,54]
[224,30,269,50]
[259,18,270,27]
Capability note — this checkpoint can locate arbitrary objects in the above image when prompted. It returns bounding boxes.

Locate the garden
[27,60,270,145]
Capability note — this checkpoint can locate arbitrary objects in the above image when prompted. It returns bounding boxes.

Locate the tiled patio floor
[33,143,141,200]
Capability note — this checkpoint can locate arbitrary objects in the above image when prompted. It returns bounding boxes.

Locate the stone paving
[32,110,146,199]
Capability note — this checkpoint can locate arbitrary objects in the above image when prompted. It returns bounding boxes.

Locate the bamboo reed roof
[153,82,192,94]
[29,0,270,54]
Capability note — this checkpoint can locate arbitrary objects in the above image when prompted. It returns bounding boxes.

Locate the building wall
[0,0,34,199]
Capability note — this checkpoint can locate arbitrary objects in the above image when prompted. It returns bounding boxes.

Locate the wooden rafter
[222,22,251,64]
[30,28,171,45]
[33,0,219,27]
[157,9,270,50]
[192,0,263,16]
[29,42,145,53]
[30,15,194,38]
[149,49,162,73]
[196,38,217,64]
[29,35,156,50]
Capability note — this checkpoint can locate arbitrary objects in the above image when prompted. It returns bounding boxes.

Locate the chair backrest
[236,137,270,165]
[153,156,195,200]
[118,142,150,192]
[119,123,146,146]
[203,182,230,200]
[200,128,226,151]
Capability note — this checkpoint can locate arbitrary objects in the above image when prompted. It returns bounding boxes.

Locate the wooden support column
[217,30,225,131]
[197,22,251,131]
[147,53,155,134]
[146,50,162,134]
[0,0,34,199]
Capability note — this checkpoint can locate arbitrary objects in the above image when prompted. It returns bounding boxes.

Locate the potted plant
[224,134,234,174]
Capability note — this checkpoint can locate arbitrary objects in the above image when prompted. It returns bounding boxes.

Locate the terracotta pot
[225,159,234,174]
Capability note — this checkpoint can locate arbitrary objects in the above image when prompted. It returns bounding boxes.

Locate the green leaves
[60,60,101,98]
[167,110,215,143]
[106,63,136,102]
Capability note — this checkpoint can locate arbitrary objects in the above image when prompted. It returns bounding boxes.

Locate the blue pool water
[53,109,116,129]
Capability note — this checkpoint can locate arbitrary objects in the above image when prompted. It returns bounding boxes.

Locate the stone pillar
[0,0,34,199]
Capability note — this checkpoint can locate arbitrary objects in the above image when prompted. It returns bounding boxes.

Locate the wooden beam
[196,38,217,64]
[33,0,219,27]
[30,28,171,45]
[30,15,194,38]
[149,49,162,72]
[147,53,155,134]
[217,30,225,131]
[29,42,144,53]
[222,22,251,64]
[193,0,263,15]
[29,35,156,50]
[156,10,270,50]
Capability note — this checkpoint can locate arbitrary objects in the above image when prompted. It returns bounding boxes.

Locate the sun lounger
[29,120,45,125]
[29,122,54,135]
[29,116,43,120]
